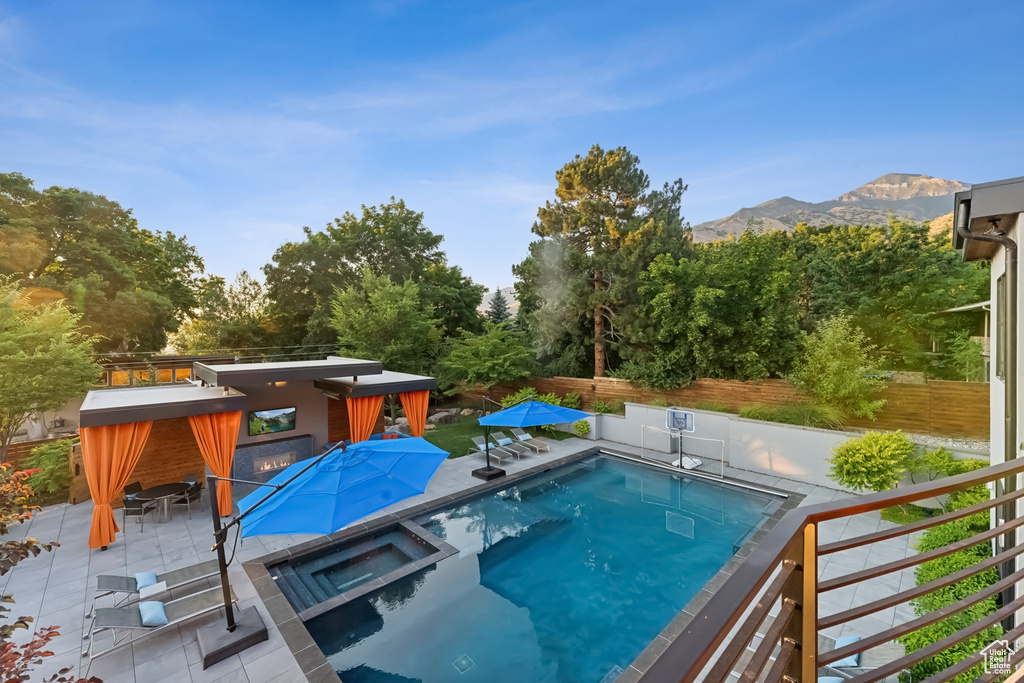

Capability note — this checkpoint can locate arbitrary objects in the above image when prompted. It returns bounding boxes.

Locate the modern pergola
[77,357,436,550]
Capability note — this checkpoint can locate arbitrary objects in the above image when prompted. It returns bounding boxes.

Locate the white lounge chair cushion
[134,572,158,589]
[139,601,168,627]
[831,635,861,667]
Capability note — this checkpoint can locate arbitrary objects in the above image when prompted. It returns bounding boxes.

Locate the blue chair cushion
[832,635,861,667]
[139,601,168,627]
[124,493,136,501]
[497,438,513,446]
[134,572,158,589]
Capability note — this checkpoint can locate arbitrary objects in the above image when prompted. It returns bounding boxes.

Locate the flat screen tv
[248,407,297,437]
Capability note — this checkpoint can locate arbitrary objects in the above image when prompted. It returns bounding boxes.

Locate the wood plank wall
[4,436,68,470]
[460,377,991,440]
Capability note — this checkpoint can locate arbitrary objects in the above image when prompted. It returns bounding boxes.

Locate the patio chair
[171,472,202,519]
[82,585,236,668]
[818,633,907,681]
[511,427,551,452]
[491,431,532,459]
[121,482,158,532]
[470,436,515,464]
[85,558,221,619]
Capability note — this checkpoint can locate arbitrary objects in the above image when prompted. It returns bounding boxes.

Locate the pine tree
[487,287,511,324]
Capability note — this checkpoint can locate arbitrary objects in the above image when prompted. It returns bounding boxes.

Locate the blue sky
[2,1,1022,291]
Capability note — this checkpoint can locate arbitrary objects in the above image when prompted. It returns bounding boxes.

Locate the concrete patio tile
[189,655,248,683]
[135,645,190,683]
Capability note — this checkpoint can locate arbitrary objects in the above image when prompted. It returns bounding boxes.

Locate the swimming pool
[301,454,782,683]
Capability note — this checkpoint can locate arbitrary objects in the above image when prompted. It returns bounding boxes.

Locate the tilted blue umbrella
[238,437,449,537]
[478,400,590,428]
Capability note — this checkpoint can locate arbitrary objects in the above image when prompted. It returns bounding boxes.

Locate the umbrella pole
[472,425,505,480]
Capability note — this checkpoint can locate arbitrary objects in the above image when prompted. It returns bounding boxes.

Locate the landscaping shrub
[23,439,73,495]
[592,400,614,414]
[789,314,886,419]
[573,420,591,437]
[897,459,999,683]
[561,393,582,409]
[826,430,915,493]
[500,387,563,408]
[692,399,730,413]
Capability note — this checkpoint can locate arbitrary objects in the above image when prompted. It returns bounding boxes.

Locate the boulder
[384,416,394,426]
[427,411,458,425]
[394,417,409,426]
[460,408,476,417]
[424,423,436,430]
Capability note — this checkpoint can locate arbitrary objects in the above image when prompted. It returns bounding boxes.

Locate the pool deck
[2,436,919,683]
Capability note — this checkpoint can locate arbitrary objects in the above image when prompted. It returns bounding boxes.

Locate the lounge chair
[85,558,221,618]
[83,586,235,667]
[470,436,515,463]
[511,428,550,452]
[491,431,532,459]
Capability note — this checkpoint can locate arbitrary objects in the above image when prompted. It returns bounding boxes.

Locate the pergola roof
[80,385,247,428]
[314,371,436,398]
[193,356,382,387]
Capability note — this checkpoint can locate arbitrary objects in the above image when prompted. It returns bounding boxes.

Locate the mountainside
[692,173,968,242]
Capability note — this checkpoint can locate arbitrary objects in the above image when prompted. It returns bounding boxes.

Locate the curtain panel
[399,390,430,437]
[347,395,384,442]
[81,421,153,549]
[188,411,243,516]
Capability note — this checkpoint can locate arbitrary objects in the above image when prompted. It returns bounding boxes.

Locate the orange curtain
[188,411,243,516]
[81,421,153,549]
[347,395,384,443]
[399,390,430,437]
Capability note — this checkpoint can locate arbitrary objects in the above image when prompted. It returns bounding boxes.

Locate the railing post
[779,523,817,682]
[802,523,818,682]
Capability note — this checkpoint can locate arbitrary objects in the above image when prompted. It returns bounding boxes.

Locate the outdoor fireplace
[234,434,313,498]
[253,452,295,474]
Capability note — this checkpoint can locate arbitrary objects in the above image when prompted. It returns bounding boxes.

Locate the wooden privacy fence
[461,376,990,440]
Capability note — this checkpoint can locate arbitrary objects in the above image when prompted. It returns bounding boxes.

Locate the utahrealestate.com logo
[983,639,1016,675]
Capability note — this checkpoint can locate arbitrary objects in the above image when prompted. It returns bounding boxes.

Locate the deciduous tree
[438,322,534,396]
[0,172,204,352]
[330,269,441,375]
[0,280,101,459]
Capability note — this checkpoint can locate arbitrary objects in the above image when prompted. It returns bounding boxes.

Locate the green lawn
[880,503,936,525]
[421,415,573,458]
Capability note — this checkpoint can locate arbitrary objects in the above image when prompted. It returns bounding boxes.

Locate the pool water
[305,455,781,683]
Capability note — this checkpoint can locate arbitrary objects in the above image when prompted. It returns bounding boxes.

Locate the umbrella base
[472,466,506,481]
[197,606,268,669]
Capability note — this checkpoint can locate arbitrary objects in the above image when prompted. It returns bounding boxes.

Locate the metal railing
[639,457,1024,683]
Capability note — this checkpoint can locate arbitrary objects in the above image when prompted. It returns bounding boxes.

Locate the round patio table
[136,483,189,523]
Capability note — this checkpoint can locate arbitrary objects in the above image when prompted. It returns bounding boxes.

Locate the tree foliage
[486,288,511,325]
[264,198,483,346]
[23,440,73,496]
[789,314,886,419]
[172,271,273,354]
[330,269,441,375]
[515,145,690,378]
[438,322,533,395]
[0,172,204,352]
[0,280,101,459]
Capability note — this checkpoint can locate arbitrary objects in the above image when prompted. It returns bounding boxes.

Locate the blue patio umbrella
[478,400,590,428]
[474,401,591,479]
[238,437,449,537]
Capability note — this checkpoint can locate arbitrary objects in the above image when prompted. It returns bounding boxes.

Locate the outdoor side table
[136,483,190,523]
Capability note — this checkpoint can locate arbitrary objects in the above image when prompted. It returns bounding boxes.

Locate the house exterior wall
[233,380,330,452]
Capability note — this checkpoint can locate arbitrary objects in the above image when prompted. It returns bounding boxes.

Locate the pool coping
[243,448,802,683]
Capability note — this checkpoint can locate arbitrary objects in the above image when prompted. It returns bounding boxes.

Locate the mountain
[692,174,969,242]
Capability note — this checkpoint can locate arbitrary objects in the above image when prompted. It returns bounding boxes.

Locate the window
[997,273,1006,381]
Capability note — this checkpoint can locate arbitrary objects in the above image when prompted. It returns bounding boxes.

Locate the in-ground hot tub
[268,520,458,621]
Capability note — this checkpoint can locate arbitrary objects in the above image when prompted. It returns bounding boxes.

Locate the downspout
[957,199,1018,627]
